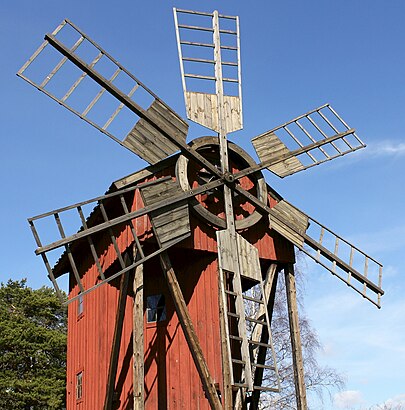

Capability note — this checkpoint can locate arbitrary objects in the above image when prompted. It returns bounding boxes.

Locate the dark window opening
[78,293,84,316]
[146,294,166,323]
[76,371,83,400]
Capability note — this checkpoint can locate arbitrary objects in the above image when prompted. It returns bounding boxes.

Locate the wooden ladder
[222,271,280,402]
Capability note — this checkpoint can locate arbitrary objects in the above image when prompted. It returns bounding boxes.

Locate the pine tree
[0,279,67,409]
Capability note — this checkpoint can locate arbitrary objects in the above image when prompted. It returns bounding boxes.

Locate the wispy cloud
[334,390,364,408]
[306,288,405,393]
[347,223,405,255]
[360,140,405,158]
[333,392,405,410]
[323,139,405,172]
[378,394,405,407]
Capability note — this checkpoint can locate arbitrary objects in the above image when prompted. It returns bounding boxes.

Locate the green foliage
[0,279,67,409]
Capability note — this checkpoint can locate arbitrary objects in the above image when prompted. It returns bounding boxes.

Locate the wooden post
[133,262,144,409]
[104,255,131,410]
[159,252,223,410]
[284,264,307,409]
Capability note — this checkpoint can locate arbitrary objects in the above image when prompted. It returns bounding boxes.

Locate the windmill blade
[251,104,366,177]
[17,19,188,165]
[29,176,223,305]
[173,8,243,134]
[232,185,384,308]
[271,200,383,307]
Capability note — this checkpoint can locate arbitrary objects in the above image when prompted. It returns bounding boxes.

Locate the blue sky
[1,1,404,408]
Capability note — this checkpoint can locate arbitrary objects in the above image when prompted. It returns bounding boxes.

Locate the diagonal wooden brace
[104,252,132,410]
[159,252,223,410]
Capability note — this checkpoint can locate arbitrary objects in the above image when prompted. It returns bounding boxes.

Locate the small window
[146,294,166,323]
[76,371,83,400]
[77,293,84,316]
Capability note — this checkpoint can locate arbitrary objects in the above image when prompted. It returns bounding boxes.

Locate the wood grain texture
[124,100,187,165]
[270,200,309,247]
[133,262,144,410]
[284,264,307,409]
[139,178,191,248]
[185,91,242,133]
[252,132,304,177]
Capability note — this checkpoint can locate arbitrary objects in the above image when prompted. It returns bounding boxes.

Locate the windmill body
[18,8,384,410]
[58,156,294,409]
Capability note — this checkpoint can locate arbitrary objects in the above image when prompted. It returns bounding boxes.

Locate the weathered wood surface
[133,262,144,410]
[250,264,279,409]
[284,264,307,409]
[269,200,309,248]
[217,228,253,392]
[252,131,304,177]
[217,230,261,282]
[124,99,188,164]
[139,178,191,248]
[236,234,261,282]
[185,92,242,134]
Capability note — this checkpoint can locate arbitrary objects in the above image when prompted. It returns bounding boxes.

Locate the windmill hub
[222,171,235,184]
[176,136,268,230]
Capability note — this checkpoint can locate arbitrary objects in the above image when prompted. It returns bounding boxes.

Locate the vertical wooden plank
[133,261,144,410]
[284,264,307,409]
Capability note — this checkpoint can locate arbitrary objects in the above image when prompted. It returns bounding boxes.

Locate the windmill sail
[17,19,188,165]
[271,200,384,307]
[174,8,243,133]
[252,104,365,177]
[28,176,204,304]
[232,185,383,308]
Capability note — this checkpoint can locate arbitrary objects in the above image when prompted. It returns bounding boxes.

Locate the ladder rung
[182,57,215,64]
[229,335,243,341]
[175,8,237,21]
[242,294,264,304]
[233,383,249,389]
[221,45,238,50]
[253,385,279,392]
[253,363,275,370]
[249,340,272,349]
[225,289,237,296]
[223,61,238,67]
[232,359,246,365]
[178,24,214,33]
[175,8,214,18]
[227,312,240,319]
[184,73,216,81]
[246,316,267,325]
[180,40,214,48]
[219,29,237,35]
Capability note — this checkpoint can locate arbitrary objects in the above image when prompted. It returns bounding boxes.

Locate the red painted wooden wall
[65,162,295,409]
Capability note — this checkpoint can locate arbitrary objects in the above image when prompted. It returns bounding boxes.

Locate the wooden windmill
[18,8,383,410]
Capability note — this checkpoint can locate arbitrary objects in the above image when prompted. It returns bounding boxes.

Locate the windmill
[17,8,383,410]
